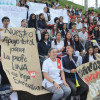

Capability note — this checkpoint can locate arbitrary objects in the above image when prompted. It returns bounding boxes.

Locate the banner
[77,59,100,100]
[0,5,27,28]
[48,8,63,24]
[1,28,49,95]
[0,0,16,6]
[48,8,69,25]
[27,2,46,16]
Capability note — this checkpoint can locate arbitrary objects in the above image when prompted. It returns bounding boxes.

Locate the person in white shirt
[76,17,82,32]
[79,9,82,17]
[78,27,88,47]
[0,17,11,40]
[42,48,71,100]
[83,47,96,64]
[54,0,60,8]
[74,51,82,66]
[43,7,50,22]
[51,32,65,55]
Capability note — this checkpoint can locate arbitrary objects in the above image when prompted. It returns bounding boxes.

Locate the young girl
[51,32,65,55]
[61,23,69,39]
[73,34,84,52]
[64,33,74,48]
[83,47,96,64]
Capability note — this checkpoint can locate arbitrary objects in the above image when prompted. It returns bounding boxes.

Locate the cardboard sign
[1,28,49,95]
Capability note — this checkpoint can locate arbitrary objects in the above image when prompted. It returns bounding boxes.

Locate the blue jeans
[46,83,71,100]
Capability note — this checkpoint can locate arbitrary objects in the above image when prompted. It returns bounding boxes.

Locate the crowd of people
[0,0,100,100]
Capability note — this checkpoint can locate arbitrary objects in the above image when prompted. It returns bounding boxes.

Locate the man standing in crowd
[78,27,88,47]
[76,17,82,32]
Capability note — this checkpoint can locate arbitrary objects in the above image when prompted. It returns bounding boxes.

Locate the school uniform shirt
[51,40,64,55]
[78,31,88,40]
[43,12,48,21]
[38,41,51,56]
[42,58,63,88]
[69,29,78,37]
[62,54,78,78]
[89,55,95,62]
[76,22,82,30]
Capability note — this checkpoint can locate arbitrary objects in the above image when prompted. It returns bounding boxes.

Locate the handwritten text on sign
[77,60,100,100]
[1,28,49,95]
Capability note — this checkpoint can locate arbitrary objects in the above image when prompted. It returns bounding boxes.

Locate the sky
[67,0,100,8]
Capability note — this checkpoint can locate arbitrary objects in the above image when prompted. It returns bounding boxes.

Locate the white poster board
[27,2,46,16]
[0,5,27,28]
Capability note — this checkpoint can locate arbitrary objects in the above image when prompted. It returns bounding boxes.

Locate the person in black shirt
[37,13,47,29]
[28,13,36,28]
[62,45,89,100]
[73,34,84,52]
[61,23,69,39]
[38,32,51,56]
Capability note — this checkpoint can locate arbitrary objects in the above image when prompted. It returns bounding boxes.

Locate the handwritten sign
[1,28,49,95]
[77,59,100,100]
[0,6,27,28]
[27,2,46,16]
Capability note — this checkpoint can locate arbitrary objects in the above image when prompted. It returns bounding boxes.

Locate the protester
[69,18,75,29]
[73,34,84,52]
[93,46,99,55]
[28,13,36,28]
[78,27,88,47]
[69,23,78,37]
[42,48,71,100]
[64,33,74,49]
[52,24,60,39]
[83,46,96,63]
[1,17,10,29]
[43,7,50,22]
[61,23,69,39]
[76,17,82,32]
[21,19,27,28]
[58,16,64,30]
[38,32,51,56]
[37,13,47,30]
[51,32,65,55]
[62,45,89,100]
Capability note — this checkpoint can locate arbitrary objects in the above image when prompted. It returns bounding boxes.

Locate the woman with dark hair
[74,34,84,52]
[83,47,96,64]
[28,13,36,28]
[88,26,94,40]
[93,26,99,40]
[51,32,65,55]
[52,24,60,39]
[82,18,89,30]
[69,11,76,22]
[37,13,47,29]
[64,32,74,48]
[38,32,51,56]
[58,16,64,30]
[19,0,25,6]
[61,23,69,39]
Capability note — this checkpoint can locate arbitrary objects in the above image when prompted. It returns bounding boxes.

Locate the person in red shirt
[69,11,76,22]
